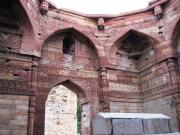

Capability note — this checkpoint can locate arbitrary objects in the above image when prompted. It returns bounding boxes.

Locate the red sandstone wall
[0,0,180,134]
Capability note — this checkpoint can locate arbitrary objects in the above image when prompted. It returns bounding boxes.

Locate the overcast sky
[49,0,152,14]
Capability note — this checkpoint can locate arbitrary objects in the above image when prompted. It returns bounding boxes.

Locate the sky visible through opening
[50,0,152,14]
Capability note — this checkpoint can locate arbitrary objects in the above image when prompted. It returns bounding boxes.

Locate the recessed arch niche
[40,28,99,70]
[107,30,158,113]
[0,0,35,53]
[110,30,156,72]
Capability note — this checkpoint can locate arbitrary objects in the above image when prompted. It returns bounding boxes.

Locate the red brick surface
[0,0,180,134]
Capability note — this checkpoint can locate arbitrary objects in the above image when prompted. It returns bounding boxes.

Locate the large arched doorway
[35,28,99,135]
[44,80,89,135]
[45,85,79,135]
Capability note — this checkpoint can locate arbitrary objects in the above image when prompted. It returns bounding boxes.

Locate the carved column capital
[40,0,49,15]
[98,67,110,111]
[100,67,107,79]
[32,60,38,68]
[154,5,163,19]
[167,58,176,71]
[167,58,178,85]
[98,18,105,30]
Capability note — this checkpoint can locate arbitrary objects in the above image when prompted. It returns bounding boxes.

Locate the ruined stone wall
[0,0,180,134]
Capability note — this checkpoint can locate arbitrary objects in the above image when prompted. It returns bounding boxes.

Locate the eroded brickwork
[0,0,180,134]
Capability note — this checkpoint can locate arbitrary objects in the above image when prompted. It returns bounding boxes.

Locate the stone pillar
[154,5,163,19]
[167,58,177,85]
[28,58,38,135]
[40,0,49,15]
[167,58,180,130]
[173,94,180,131]
[98,67,110,112]
[98,18,105,30]
[176,94,180,131]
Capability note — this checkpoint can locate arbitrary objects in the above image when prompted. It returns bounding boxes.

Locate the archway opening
[45,85,79,135]
[44,80,89,135]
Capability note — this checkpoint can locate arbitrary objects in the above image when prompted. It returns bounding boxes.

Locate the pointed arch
[41,27,100,58]
[45,79,85,135]
[0,0,36,55]
[54,79,86,98]
[107,29,158,71]
[40,27,100,68]
[108,29,159,58]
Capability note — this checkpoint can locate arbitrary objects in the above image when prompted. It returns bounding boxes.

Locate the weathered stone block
[0,95,29,135]
[112,119,144,135]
